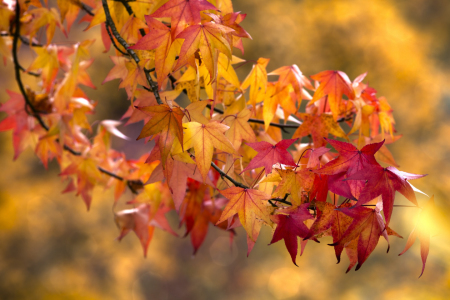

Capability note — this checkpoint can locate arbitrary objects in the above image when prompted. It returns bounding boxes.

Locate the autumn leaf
[27,45,59,92]
[269,64,313,101]
[399,195,436,278]
[129,16,176,87]
[316,138,383,199]
[271,168,314,206]
[147,152,214,210]
[216,187,271,241]
[57,0,82,33]
[309,70,355,121]
[269,203,315,265]
[241,138,297,175]
[292,113,347,148]
[150,0,217,38]
[329,203,386,270]
[222,108,256,150]
[346,165,426,224]
[136,104,184,167]
[174,21,234,80]
[241,57,269,107]
[183,121,235,181]
[115,204,176,257]
[183,100,210,124]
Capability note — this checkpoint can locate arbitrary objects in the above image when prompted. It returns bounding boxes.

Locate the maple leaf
[129,16,177,87]
[292,113,348,148]
[136,104,184,166]
[204,11,252,54]
[150,0,217,38]
[269,203,314,265]
[183,100,210,124]
[174,21,234,80]
[346,165,426,224]
[115,204,176,257]
[272,168,314,206]
[216,187,271,241]
[241,138,297,175]
[222,108,256,150]
[269,64,313,101]
[329,203,387,270]
[306,146,330,169]
[60,156,103,210]
[262,83,296,130]
[316,138,384,199]
[27,45,59,92]
[57,0,82,33]
[399,195,436,278]
[147,150,214,210]
[24,7,66,45]
[183,121,235,181]
[179,182,231,254]
[241,57,269,107]
[304,202,353,262]
[0,90,38,159]
[309,70,355,121]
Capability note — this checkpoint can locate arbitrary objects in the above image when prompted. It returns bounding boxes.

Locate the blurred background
[1,0,450,299]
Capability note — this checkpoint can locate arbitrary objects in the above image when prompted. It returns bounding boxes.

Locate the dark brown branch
[206,104,301,131]
[19,36,43,47]
[12,1,49,131]
[18,64,39,77]
[270,193,292,206]
[12,1,139,195]
[80,3,95,16]
[117,0,146,37]
[105,23,128,55]
[102,0,162,105]
[211,161,248,189]
[98,166,143,194]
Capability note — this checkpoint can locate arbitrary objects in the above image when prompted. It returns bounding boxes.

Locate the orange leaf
[183,121,235,181]
[216,187,271,241]
[309,70,355,121]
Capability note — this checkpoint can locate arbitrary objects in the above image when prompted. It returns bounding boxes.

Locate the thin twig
[102,0,162,104]
[80,3,94,16]
[117,0,146,37]
[12,1,49,130]
[206,104,301,130]
[105,23,128,55]
[211,161,248,189]
[19,36,43,47]
[361,204,420,208]
[12,0,139,194]
[18,64,40,77]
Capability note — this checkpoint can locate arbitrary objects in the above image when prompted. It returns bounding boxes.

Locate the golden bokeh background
[1,0,450,299]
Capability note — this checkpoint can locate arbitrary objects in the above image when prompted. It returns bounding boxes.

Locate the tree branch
[117,0,146,37]
[101,0,162,105]
[12,0,140,195]
[206,104,301,130]
[105,23,129,55]
[80,3,94,16]
[12,1,49,131]
[210,161,248,189]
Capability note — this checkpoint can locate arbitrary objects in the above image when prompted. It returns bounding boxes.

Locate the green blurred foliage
[0,0,450,299]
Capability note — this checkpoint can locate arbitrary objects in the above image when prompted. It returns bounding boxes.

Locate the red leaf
[151,0,217,38]
[316,138,384,199]
[346,166,426,224]
[241,138,297,175]
[269,203,314,266]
